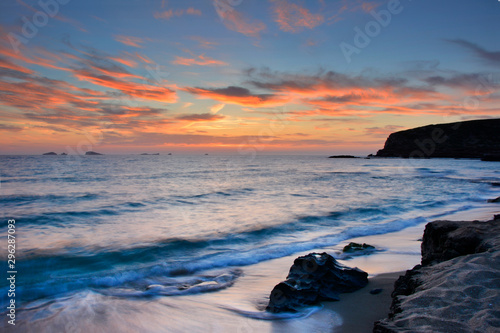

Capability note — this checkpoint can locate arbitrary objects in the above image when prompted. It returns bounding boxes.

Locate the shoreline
[326,271,404,333]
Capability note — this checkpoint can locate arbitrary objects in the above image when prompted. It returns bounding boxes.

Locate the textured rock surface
[375,118,500,158]
[374,218,500,332]
[266,252,368,313]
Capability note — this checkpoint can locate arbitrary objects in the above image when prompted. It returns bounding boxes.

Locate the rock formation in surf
[266,252,368,313]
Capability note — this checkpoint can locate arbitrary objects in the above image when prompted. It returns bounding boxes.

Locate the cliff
[375,118,500,158]
[373,216,500,332]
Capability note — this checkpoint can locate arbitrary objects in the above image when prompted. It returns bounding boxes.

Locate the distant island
[375,118,500,159]
[42,152,57,155]
[328,155,359,159]
[140,153,160,155]
[85,151,103,155]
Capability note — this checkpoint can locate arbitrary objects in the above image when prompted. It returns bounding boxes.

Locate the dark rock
[374,219,500,332]
[375,118,500,158]
[481,154,500,161]
[369,288,383,295]
[266,252,368,313]
[328,155,358,158]
[495,214,500,220]
[491,182,500,187]
[85,151,103,155]
[141,153,160,155]
[42,152,57,155]
[487,196,500,203]
[421,220,492,266]
[61,152,67,156]
[343,242,375,253]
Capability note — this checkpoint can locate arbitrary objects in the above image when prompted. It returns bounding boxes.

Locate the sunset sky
[0,0,499,155]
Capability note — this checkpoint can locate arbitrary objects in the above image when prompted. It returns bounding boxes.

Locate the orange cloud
[172,54,228,66]
[272,0,324,33]
[176,113,225,121]
[114,35,146,48]
[73,69,177,103]
[154,7,202,20]
[218,7,266,37]
[109,56,138,68]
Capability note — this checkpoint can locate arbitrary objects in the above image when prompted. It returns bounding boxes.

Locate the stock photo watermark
[340,0,407,64]
[8,0,72,53]
[6,219,17,326]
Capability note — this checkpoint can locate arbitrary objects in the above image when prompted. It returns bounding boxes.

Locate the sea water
[1,155,499,332]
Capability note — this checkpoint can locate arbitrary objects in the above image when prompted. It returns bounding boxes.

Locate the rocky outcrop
[375,118,500,158]
[266,252,368,313]
[328,155,359,158]
[42,152,57,155]
[85,151,103,155]
[343,242,375,253]
[374,217,500,332]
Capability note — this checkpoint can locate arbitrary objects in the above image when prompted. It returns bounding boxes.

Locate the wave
[221,304,321,320]
[2,201,480,309]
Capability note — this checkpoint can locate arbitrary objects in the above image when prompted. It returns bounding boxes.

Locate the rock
[370,288,383,295]
[495,214,500,220]
[85,151,103,155]
[328,155,358,158]
[375,118,500,158]
[374,219,500,332]
[266,252,368,313]
[421,220,492,266]
[343,242,375,253]
[42,152,57,155]
[481,154,500,161]
[61,152,67,156]
[487,196,500,203]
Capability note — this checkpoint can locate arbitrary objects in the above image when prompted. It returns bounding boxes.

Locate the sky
[0,0,499,155]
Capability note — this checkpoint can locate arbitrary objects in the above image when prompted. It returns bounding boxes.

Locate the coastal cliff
[374,217,500,332]
[375,118,500,158]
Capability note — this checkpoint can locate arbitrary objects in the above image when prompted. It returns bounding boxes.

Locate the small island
[140,153,160,155]
[85,151,103,155]
[42,152,57,155]
[328,155,359,159]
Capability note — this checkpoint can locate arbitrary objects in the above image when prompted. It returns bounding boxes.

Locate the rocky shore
[374,216,500,332]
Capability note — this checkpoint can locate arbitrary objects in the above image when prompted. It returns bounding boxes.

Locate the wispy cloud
[183,85,288,107]
[172,54,228,66]
[447,39,500,65]
[154,7,202,20]
[271,0,324,33]
[176,113,225,121]
[114,35,146,48]
[218,7,266,37]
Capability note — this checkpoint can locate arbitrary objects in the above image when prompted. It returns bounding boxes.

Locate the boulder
[343,242,375,253]
[266,252,368,313]
[421,220,492,265]
[487,196,500,203]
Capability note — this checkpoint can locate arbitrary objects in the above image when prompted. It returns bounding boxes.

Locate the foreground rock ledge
[374,217,500,332]
[266,252,368,313]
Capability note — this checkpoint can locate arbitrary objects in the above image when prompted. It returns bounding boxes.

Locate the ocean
[1,155,499,332]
